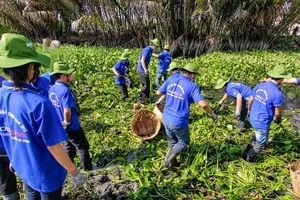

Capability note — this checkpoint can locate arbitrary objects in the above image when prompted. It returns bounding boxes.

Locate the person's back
[250,81,282,129]
[226,82,252,100]
[0,81,67,192]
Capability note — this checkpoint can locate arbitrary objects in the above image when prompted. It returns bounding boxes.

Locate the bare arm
[47,143,77,173]
[236,94,243,109]
[274,106,282,119]
[283,78,298,84]
[152,53,159,59]
[64,108,71,123]
[157,90,163,96]
[198,100,214,116]
[112,67,119,76]
[247,96,253,113]
[141,57,148,71]
[219,93,228,104]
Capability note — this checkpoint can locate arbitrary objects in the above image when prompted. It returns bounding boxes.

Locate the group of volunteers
[112,38,300,168]
[0,33,92,199]
[0,33,299,199]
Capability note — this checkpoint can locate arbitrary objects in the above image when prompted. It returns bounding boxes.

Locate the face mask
[67,74,73,82]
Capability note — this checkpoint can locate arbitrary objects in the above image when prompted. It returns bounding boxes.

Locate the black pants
[65,128,92,171]
[238,99,248,130]
[0,150,18,197]
[137,72,150,101]
[116,84,128,100]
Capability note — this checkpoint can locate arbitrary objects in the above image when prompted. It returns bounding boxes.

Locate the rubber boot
[242,146,256,162]
[163,148,178,168]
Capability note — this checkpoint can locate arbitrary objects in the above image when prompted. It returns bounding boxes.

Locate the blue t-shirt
[125,60,130,75]
[137,46,153,72]
[31,76,51,97]
[225,82,252,100]
[250,81,283,129]
[41,71,57,86]
[113,60,126,85]
[0,81,67,193]
[0,76,5,87]
[49,80,81,131]
[159,73,204,128]
[296,78,300,85]
[158,51,172,73]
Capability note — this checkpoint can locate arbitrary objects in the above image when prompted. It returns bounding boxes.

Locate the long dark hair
[3,63,40,89]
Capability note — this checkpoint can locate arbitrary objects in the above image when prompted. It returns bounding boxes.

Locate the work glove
[9,163,15,173]
[274,117,281,124]
[234,107,241,119]
[144,70,149,76]
[70,169,85,188]
[211,111,218,121]
[154,97,163,105]
[219,101,223,105]
[62,121,70,130]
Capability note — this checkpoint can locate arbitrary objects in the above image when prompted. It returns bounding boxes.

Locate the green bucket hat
[151,38,161,47]
[123,49,131,55]
[120,53,128,60]
[0,33,51,68]
[182,63,199,74]
[50,61,74,75]
[164,44,171,50]
[267,66,291,79]
[168,62,178,72]
[214,78,230,89]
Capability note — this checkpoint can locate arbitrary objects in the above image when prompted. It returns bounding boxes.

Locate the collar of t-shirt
[2,80,38,93]
[54,80,70,88]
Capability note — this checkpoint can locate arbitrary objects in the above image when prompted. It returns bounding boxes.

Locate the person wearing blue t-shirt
[0,75,19,200]
[112,53,130,101]
[123,49,132,88]
[0,33,84,199]
[30,76,51,97]
[215,79,252,132]
[136,38,160,104]
[49,61,93,171]
[243,66,291,162]
[41,70,57,86]
[154,62,179,105]
[157,63,217,169]
[152,44,172,88]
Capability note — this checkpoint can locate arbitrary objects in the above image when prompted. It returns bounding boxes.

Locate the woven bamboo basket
[290,161,300,198]
[132,109,161,140]
[153,103,164,123]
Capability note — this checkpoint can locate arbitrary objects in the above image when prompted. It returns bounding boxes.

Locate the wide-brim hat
[120,53,128,60]
[168,62,178,72]
[0,33,51,68]
[123,49,131,55]
[182,63,199,74]
[267,66,291,79]
[151,38,161,47]
[164,44,170,50]
[50,61,74,75]
[214,78,230,89]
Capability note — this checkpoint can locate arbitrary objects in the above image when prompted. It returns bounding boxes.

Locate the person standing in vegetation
[0,75,19,200]
[243,66,291,162]
[123,49,132,88]
[152,44,172,88]
[157,63,217,169]
[136,38,161,104]
[0,33,84,199]
[112,53,130,101]
[214,79,252,132]
[49,61,93,171]
[154,62,179,105]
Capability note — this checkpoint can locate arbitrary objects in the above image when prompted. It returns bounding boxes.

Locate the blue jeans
[155,72,168,88]
[25,184,62,200]
[163,120,190,154]
[247,128,270,159]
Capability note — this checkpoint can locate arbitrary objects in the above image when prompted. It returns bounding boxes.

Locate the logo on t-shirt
[49,93,60,107]
[254,89,268,105]
[167,83,184,100]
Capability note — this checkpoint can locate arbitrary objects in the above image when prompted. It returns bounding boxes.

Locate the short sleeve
[61,90,76,108]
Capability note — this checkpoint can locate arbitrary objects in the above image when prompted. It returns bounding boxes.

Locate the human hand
[70,170,85,188]
[144,70,149,76]
[211,111,218,121]
[234,108,241,118]
[274,117,281,124]
[62,121,70,129]
[154,97,163,105]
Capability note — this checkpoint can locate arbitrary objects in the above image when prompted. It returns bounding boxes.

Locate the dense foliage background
[1,0,299,56]
[28,45,300,199]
